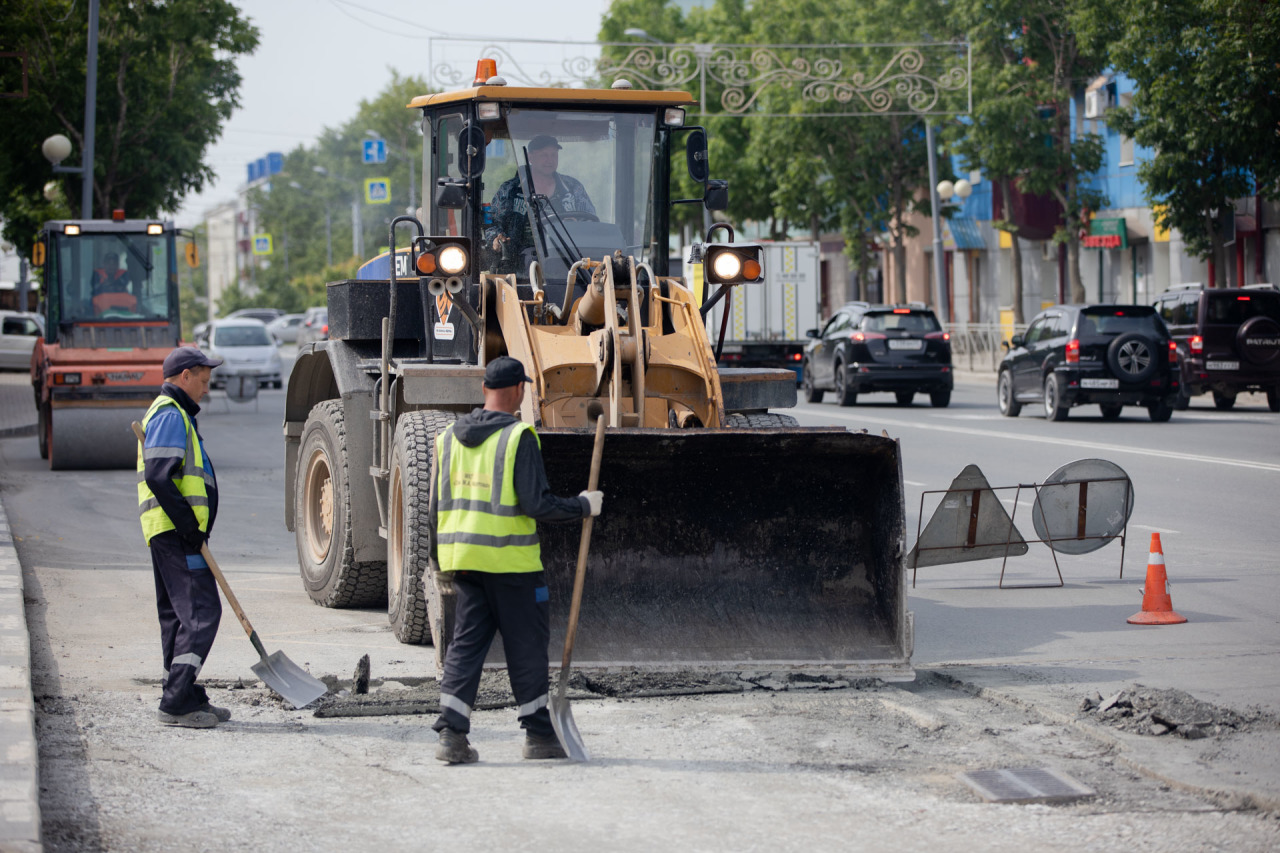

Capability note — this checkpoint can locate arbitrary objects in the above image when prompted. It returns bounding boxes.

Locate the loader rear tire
[388,410,457,644]
[835,363,858,406]
[726,412,800,428]
[296,400,387,608]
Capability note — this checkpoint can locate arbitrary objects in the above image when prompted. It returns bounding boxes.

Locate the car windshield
[1206,292,1280,324]
[48,231,175,323]
[1080,307,1163,336]
[862,311,941,333]
[435,107,657,284]
[214,325,271,347]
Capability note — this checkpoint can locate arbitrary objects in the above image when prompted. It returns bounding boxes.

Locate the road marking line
[814,411,1280,473]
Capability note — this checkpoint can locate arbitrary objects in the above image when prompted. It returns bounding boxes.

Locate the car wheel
[1099,403,1123,420]
[895,391,914,406]
[1212,390,1236,410]
[1147,401,1173,422]
[930,390,950,408]
[997,370,1021,417]
[273,380,283,390]
[1236,316,1280,366]
[1044,374,1069,421]
[1107,333,1159,383]
[802,361,824,404]
[835,363,857,407]
[1268,387,1280,413]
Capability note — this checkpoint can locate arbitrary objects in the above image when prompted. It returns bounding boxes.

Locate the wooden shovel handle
[132,420,265,658]
[560,416,605,671]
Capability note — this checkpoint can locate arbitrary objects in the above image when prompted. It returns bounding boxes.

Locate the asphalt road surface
[3,373,1279,851]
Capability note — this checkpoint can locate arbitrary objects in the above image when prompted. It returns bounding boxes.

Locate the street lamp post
[289,181,333,268]
[314,166,364,260]
[40,0,100,219]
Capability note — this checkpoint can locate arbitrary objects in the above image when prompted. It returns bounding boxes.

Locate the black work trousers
[150,530,221,715]
[432,570,553,738]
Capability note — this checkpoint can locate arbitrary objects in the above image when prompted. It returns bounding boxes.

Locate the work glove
[580,490,603,518]
[180,528,208,554]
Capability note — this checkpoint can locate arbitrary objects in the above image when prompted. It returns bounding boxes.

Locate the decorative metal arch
[428,38,971,117]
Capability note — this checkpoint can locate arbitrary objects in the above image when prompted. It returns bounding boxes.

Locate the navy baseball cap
[484,356,532,389]
[163,346,222,378]
[527,134,562,151]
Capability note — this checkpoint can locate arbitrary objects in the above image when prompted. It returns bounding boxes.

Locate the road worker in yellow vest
[430,356,603,764]
[137,346,230,729]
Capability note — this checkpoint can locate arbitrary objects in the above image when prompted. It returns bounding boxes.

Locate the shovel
[132,421,328,709]
[549,415,605,762]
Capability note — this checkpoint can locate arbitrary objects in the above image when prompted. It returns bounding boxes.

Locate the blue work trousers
[150,530,221,715]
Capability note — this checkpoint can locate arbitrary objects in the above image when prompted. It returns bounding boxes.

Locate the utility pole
[81,0,99,218]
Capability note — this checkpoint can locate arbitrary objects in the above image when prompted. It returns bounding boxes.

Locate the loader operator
[137,346,229,729]
[429,356,604,764]
[90,251,136,314]
[484,134,596,273]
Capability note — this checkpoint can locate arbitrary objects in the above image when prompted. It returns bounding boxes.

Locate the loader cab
[35,220,182,346]
[417,79,714,309]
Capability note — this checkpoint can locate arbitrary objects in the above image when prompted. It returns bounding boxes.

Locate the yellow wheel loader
[283,61,913,678]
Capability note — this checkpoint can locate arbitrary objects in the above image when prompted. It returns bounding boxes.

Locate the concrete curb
[0,497,41,852]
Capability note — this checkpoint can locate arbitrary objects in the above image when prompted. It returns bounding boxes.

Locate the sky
[175,0,616,226]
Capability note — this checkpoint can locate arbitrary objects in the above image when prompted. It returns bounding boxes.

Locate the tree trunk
[1000,178,1025,324]
[1068,238,1086,303]
[892,240,907,304]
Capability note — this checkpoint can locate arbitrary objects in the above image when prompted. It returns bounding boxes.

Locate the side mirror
[31,241,46,267]
[686,129,709,184]
[704,180,729,212]
[806,328,819,339]
[435,178,468,209]
[1008,334,1024,348]
[458,124,486,179]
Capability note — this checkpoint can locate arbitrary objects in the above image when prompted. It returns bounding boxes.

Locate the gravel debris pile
[1079,684,1280,739]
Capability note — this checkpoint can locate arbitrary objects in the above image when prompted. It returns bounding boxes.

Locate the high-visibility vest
[137,395,213,544]
[435,421,541,573]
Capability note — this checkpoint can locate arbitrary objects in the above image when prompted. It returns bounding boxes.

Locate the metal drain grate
[958,767,1096,804]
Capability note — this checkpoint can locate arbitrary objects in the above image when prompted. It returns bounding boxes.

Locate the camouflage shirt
[483,173,596,272]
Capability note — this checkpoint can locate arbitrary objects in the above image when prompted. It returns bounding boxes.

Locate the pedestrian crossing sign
[252,234,273,255]
[364,178,391,205]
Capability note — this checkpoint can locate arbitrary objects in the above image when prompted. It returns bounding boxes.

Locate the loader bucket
[494,427,912,679]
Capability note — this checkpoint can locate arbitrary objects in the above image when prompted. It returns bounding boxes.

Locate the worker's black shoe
[198,702,232,722]
[157,709,218,729]
[435,728,479,764]
[523,732,567,760]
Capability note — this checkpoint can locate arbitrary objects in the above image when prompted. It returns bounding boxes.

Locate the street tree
[949,0,1107,311]
[0,0,259,249]
[1079,0,1280,278]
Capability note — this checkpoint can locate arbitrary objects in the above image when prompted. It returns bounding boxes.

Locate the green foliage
[1086,0,1280,260]
[0,0,259,248]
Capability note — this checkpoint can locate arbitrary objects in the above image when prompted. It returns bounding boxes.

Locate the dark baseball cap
[527,134,562,151]
[484,356,532,389]
[163,346,222,378]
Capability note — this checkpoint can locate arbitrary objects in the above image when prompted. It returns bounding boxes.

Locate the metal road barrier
[945,322,1027,372]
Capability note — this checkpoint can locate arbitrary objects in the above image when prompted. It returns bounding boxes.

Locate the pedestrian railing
[945,322,1027,372]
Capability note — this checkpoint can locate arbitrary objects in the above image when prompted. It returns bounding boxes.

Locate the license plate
[1206,360,1239,371]
[887,339,923,351]
[1080,378,1119,389]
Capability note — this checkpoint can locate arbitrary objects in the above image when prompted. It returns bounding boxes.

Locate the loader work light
[438,245,468,275]
[63,224,81,236]
[704,244,764,285]
[415,236,472,278]
[146,223,163,235]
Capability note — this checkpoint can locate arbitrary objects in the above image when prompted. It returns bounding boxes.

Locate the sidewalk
[0,372,37,438]
[0,495,40,851]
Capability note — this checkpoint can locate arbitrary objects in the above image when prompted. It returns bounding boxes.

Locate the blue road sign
[252,234,273,255]
[362,139,387,165]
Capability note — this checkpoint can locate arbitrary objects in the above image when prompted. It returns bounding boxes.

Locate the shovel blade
[251,650,328,709]
[549,692,590,762]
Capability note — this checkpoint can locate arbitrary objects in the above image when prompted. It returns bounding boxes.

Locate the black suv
[997,304,1179,422]
[802,303,953,407]
[1154,285,1280,411]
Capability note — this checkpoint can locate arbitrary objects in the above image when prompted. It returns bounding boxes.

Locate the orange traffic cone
[1127,533,1187,625]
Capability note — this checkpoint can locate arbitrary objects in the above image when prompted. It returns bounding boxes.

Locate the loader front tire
[296,400,387,608]
[726,412,800,428]
[388,410,457,644]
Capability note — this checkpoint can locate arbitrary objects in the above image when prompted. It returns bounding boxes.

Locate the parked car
[0,310,44,370]
[997,304,1179,422]
[1154,284,1280,412]
[267,313,306,344]
[802,302,953,407]
[296,307,328,347]
[227,307,286,326]
[205,318,284,389]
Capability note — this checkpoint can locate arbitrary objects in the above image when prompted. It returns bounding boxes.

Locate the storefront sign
[1082,217,1128,250]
